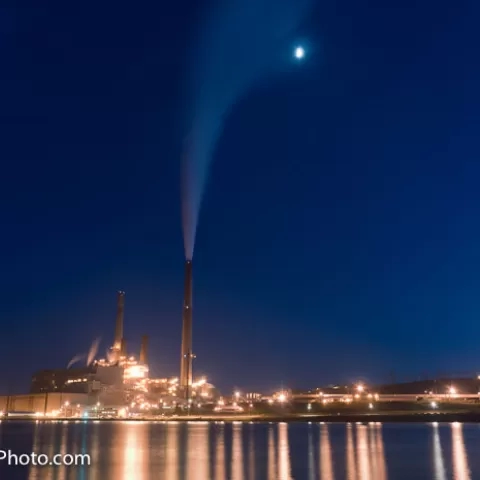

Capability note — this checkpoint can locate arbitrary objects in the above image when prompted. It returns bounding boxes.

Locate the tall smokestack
[180,260,193,390]
[139,335,149,364]
[114,291,125,351]
[120,338,127,357]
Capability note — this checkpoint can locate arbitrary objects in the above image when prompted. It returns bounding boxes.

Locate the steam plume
[181,0,314,259]
[67,354,85,369]
[87,337,101,366]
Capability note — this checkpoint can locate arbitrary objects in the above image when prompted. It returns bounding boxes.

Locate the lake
[0,420,478,479]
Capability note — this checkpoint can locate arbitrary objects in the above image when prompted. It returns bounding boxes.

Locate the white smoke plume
[87,337,101,366]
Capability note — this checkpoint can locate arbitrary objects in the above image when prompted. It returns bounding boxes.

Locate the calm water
[0,420,479,479]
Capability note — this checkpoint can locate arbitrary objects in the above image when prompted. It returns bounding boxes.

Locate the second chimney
[139,335,149,364]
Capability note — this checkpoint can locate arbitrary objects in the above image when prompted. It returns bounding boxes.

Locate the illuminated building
[27,290,216,412]
[30,365,123,395]
[246,393,262,401]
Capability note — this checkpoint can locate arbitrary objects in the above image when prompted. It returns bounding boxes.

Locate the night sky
[1,0,479,394]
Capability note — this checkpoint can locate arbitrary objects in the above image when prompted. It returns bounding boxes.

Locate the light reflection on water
[278,423,291,480]
[248,425,255,480]
[0,421,476,479]
[320,423,334,480]
[308,427,315,480]
[122,422,148,480]
[186,423,209,480]
[451,423,470,480]
[432,424,447,480]
[215,425,226,480]
[267,425,277,480]
[357,424,370,480]
[232,423,244,480]
[165,422,179,480]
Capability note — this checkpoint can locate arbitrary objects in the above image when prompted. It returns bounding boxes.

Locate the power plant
[3,288,480,420]
[7,290,216,417]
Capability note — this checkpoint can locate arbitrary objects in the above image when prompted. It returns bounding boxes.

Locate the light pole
[185,350,196,415]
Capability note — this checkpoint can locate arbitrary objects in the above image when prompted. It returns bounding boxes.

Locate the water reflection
[368,426,377,479]
[432,424,446,480]
[374,424,387,480]
[268,426,277,480]
[88,422,100,480]
[214,426,226,480]
[278,423,292,480]
[121,422,149,480]
[187,424,210,480]
[248,425,255,480]
[165,423,179,480]
[45,423,56,480]
[320,424,334,480]
[57,423,68,480]
[28,422,69,480]
[357,425,371,480]
[366,424,386,480]
[15,420,480,480]
[28,423,40,480]
[232,423,244,480]
[451,423,470,480]
[308,427,316,480]
[346,424,357,480]
[77,422,89,480]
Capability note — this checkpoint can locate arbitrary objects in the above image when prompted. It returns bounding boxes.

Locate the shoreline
[4,411,480,423]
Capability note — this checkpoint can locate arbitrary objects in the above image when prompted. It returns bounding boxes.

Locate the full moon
[294,46,305,59]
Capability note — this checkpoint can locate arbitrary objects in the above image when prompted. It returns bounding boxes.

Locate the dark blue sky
[1,0,479,394]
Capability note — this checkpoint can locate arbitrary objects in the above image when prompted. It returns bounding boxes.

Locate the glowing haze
[181,0,314,260]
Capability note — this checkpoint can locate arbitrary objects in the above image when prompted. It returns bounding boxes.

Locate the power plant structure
[97,291,149,384]
[139,335,149,364]
[180,259,194,397]
[9,289,216,418]
[111,290,125,363]
[95,288,213,405]
[6,287,480,419]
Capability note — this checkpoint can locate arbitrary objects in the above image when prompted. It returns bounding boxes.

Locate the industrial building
[30,364,123,395]
[28,291,137,406]
[0,393,90,416]
[3,289,216,417]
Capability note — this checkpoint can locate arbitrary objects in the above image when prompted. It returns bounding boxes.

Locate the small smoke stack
[114,291,125,350]
[120,338,127,357]
[139,335,149,364]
